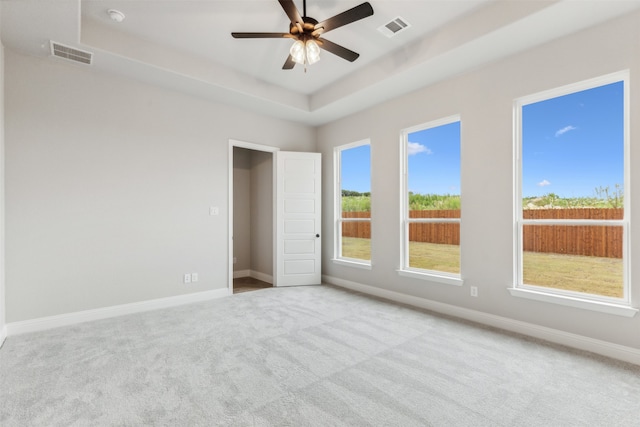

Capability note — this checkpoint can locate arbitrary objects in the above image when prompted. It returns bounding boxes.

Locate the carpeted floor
[1,285,639,426]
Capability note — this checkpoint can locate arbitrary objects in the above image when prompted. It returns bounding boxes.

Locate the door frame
[228,139,279,294]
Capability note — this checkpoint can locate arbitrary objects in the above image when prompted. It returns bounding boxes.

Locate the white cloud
[407,142,432,156]
[537,179,551,187]
[555,125,577,137]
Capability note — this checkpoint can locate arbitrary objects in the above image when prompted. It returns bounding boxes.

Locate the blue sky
[340,123,462,195]
[522,80,624,198]
[340,80,624,198]
[341,144,371,193]
[408,121,461,195]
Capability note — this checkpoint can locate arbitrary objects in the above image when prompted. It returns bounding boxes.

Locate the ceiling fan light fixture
[232,0,374,70]
[306,39,320,64]
[289,39,320,65]
[290,40,306,64]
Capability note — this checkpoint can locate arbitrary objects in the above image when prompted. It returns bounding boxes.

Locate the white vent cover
[377,17,411,38]
[50,41,93,65]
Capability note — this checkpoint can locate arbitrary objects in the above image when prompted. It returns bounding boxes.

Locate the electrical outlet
[191,273,198,282]
[184,273,191,284]
[470,286,478,297]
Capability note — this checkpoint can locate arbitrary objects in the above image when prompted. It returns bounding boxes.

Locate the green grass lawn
[341,237,623,297]
[409,242,460,274]
[522,251,622,298]
[341,237,372,261]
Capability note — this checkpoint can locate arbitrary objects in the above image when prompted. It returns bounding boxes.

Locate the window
[334,140,371,266]
[514,72,632,312]
[400,116,462,284]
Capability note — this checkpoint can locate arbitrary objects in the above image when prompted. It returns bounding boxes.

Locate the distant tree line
[343,184,623,212]
[342,190,371,197]
[341,190,461,211]
[524,185,623,209]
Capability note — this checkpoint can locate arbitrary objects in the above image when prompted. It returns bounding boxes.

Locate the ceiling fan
[231,0,374,70]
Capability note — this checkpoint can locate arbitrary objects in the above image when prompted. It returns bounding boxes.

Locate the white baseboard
[322,274,640,366]
[250,270,273,284]
[0,325,6,348]
[233,269,250,279]
[233,269,273,284]
[6,288,230,336]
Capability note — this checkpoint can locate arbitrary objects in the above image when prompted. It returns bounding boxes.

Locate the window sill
[332,258,372,270]
[397,269,464,287]
[509,287,638,318]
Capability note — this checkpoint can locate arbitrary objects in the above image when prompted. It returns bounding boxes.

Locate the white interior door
[275,151,321,286]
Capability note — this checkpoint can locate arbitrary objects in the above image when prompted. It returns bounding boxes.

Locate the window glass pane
[407,120,461,274]
[523,225,623,298]
[408,222,460,273]
[340,144,371,261]
[522,82,624,214]
[341,234,371,261]
[520,79,626,300]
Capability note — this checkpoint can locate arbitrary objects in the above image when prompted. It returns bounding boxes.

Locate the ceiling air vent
[377,17,411,38]
[50,41,93,65]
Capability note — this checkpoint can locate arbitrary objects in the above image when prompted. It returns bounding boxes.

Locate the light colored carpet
[1,285,639,426]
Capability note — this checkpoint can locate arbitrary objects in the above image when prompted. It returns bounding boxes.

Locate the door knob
[316,234,320,238]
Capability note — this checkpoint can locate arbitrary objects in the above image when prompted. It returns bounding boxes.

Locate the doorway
[229,141,278,294]
[228,141,322,294]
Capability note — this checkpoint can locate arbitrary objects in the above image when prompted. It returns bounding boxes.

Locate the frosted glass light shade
[306,40,320,64]
[290,40,306,64]
[289,39,321,65]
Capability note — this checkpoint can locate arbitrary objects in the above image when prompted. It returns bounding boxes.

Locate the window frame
[398,115,463,286]
[512,71,636,316]
[333,139,372,269]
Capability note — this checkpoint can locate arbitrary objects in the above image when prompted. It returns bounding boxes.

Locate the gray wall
[5,50,314,322]
[232,147,251,273]
[318,11,640,350]
[232,148,273,280]
[0,10,5,338]
[3,6,639,355]
[249,150,273,279]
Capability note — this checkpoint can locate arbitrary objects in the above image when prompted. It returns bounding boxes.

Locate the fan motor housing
[290,16,319,36]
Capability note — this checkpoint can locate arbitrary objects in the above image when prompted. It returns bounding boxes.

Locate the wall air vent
[377,17,411,38]
[50,41,93,65]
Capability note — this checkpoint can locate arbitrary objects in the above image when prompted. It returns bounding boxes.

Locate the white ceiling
[3,0,640,125]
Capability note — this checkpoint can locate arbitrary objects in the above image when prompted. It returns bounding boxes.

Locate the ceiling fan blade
[283,55,296,70]
[232,32,292,39]
[314,2,374,35]
[278,0,303,26]
[318,38,360,62]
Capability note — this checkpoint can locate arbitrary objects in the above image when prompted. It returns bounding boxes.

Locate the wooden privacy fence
[342,212,371,242]
[408,209,460,245]
[342,208,623,258]
[342,210,461,245]
[523,208,623,258]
